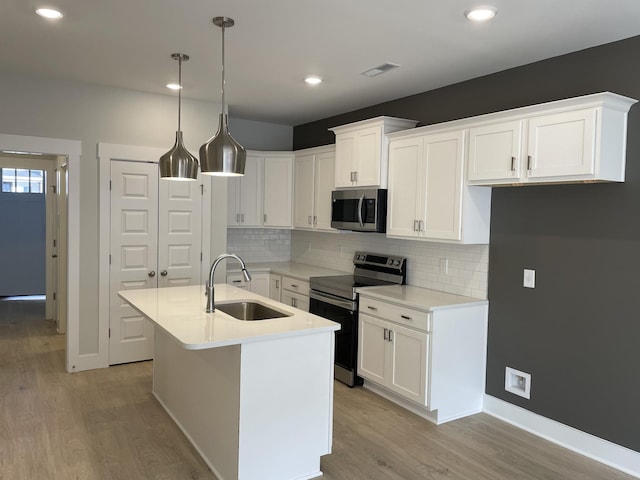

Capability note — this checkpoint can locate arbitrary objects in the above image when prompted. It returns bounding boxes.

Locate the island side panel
[153,328,242,480]
[237,331,335,480]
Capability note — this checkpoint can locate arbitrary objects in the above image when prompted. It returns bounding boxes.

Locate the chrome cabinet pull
[527,155,532,170]
[291,284,298,288]
[292,298,297,308]
[313,215,317,225]
[413,220,418,232]
[388,330,393,342]
[511,156,516,171]
[236,213,240,223]
[232,279,242,283]
[367,305,377,311]
[383,328,388,340]
[160,270,168,277]
[419,220,424,232]
[276,279,279,288]
[264,213,267,223]
[308,215,312,225]
[148,270,156,277]
[241,213,245,223]
[400,314,412,320]
[354,171,358,182]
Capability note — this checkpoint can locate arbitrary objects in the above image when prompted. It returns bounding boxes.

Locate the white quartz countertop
[119,284,340,350]
[357,285,488,311]
[228,261,348,281]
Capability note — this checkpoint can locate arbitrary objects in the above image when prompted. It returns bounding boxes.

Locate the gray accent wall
[293,35,640,452]
[0,193,46,295]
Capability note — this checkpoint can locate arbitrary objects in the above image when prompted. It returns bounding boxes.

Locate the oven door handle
[357,194,365,229]
[310,290,355,312]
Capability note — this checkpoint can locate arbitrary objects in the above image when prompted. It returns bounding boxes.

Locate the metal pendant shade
[160,53,199,181]
[200,16,246,176]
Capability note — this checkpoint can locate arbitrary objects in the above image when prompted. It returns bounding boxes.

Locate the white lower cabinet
[359,313,428,405]
[226,272,269,297]
[269,274,282,302]
[358,291,488,424]
[280,275,310,311]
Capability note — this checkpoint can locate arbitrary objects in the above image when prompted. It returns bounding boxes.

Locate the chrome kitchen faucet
[206,253,251,312]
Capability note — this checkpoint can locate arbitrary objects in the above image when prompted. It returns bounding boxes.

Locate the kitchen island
[119,284,340,480]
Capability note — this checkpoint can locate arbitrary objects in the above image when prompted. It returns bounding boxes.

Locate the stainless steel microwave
[331,189,387,233]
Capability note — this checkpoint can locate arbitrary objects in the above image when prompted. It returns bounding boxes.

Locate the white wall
[0,68,292,357]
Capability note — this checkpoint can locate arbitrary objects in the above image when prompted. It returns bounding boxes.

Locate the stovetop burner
[309,251,406,300]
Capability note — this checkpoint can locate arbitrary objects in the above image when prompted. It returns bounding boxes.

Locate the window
[1,168,44,193]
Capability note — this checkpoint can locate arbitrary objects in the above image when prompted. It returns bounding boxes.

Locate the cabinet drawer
[282,276,310,295]
[227,273,249,288]
[281,291,309,312]
[359,297,430,331]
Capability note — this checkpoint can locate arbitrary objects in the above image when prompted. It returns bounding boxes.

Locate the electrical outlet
[505,366,531,399]
[523,269,535,288]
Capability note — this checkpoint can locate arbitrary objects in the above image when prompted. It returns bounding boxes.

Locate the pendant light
[199,17,247,176]
[159,53,199,181]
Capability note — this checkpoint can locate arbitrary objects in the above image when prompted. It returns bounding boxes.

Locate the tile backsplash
[227,228,291,263]
[228,228,488,299]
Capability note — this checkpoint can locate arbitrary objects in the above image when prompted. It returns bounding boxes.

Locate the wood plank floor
[1,298,634,480]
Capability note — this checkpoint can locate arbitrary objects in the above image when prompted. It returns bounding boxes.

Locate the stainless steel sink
[215,301,291,321]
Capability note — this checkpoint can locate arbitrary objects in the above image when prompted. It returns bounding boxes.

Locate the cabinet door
[269,274,281,302]
[227,176,241,226]
[467,120,523,182]
[387,136,422,238]
[314,151,336,231]
[353,126,382,187]
[249,273,270,297]
[358,314,388,384]
[238,155,263,227]
[281,291,309,312]
[421,130,464,241]
[293,154,315,229]
[527,108,596,179]
[263,155,293,227]
[388,324,428,406]
[334,133,356,188]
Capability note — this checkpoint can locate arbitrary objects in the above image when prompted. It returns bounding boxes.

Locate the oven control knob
[394,259,401,266]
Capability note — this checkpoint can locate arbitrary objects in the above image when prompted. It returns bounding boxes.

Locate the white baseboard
[483,395,640,479]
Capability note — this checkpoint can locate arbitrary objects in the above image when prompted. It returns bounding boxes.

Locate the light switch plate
[523,269,535,288]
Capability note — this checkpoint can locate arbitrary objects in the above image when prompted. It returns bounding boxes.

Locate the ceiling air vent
[361,63,400,78]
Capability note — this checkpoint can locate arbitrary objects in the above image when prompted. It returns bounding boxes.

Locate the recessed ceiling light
[304,76,322,86]
[465,6,498,21]
[35,7,64,20]
[166,83,182,90]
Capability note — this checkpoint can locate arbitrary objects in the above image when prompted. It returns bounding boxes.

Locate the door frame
[0,133,81,373]
[98,142,212,367]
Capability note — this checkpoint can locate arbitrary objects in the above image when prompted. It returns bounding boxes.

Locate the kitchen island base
[153,328,335,480]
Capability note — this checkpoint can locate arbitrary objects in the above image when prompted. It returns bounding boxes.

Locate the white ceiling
[2,0,640,126]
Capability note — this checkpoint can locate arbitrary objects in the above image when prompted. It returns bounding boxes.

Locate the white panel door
[263,155,293,228]
[358,314,387,384]
[388,324,428,405]
[110,161,158,365]
[527,108,596,179]
[158,178,202,287]
[422,130,464,240]
[314,151,336,231]
[387,136,422,238]
[354,126,382,187]
[467,120,523,182]
[293,153,315,229]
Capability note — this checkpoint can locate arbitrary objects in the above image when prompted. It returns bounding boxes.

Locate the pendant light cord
[177,56,182,132]
[221,23,226,116]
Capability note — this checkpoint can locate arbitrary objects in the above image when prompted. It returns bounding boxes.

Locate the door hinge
[109,254,112,265]
[53,292,56,300]
[108,328,111,338]
[200,184,204,195]
[109,180,112,190]
[53,239,56,247]
[200,252,203,262]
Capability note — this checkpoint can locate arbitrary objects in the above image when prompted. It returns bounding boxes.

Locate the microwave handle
[357,194,365,229]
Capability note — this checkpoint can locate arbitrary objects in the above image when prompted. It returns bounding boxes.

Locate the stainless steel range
[309,251,406,387]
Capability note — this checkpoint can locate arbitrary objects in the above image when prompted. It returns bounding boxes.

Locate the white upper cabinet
[387,128,491,244]
[227,154,263,227]
[263,153,294,228]
[293,145,336,231]
[466,92,637,185]
[330,117,418,188]
[227,151,294,228]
